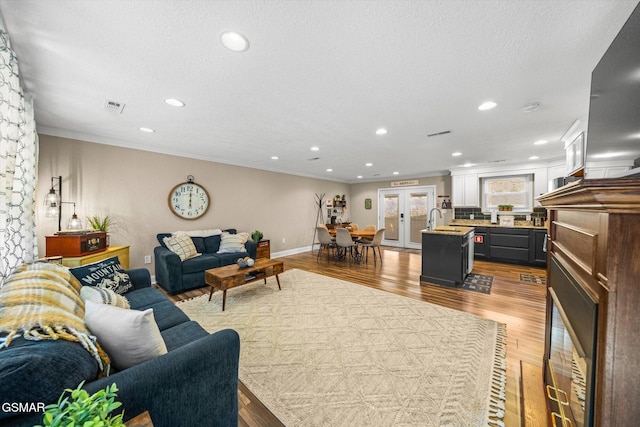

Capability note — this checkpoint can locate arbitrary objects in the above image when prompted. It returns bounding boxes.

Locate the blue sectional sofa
[154,228,257,294]
[0,266,240,427]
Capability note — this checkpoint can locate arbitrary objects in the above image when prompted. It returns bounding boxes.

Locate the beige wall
[349,176,453,228]
[37,135,350,270]
[37,135,452,271]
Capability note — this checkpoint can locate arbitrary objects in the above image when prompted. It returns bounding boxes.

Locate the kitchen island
[420,226,475,287]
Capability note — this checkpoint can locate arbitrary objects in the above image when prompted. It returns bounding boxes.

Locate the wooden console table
[61,245,130,269]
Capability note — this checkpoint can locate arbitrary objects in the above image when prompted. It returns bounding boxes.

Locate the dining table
[327,228,375,263]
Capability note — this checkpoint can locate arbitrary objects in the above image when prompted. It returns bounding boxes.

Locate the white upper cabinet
[452,173,479,207]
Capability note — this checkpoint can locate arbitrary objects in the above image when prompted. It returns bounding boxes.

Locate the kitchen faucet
[427,208,442,231]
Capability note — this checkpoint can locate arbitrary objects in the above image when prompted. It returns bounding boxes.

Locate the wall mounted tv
[586,2,640,178]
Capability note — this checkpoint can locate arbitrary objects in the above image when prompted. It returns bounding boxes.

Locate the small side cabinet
[256,240,270,259]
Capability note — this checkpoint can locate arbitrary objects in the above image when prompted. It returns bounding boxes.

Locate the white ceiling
[1,0,638,183]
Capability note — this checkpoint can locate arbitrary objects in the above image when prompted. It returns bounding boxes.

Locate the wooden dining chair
[359,228,385,266]
[335,228,356,264]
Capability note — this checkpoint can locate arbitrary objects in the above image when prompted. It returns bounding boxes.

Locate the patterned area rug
[461,273,494,294]
[178,269,506,427]
[519,273,547,285]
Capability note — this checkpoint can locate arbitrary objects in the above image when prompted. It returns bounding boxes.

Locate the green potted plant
[38,381,125,427]
[87,215,112,232]
[251,230,264,242]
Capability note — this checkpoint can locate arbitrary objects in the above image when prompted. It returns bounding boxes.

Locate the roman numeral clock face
[168,181,210,219]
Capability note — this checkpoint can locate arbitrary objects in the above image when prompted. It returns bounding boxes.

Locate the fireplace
[545,256,598,427]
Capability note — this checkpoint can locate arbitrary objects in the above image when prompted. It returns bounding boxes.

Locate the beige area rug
[178,269,506,427]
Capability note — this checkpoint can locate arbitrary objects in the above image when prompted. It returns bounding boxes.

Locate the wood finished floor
[164,247,548,427]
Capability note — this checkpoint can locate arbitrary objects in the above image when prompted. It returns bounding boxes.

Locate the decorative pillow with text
[70,256,133,295]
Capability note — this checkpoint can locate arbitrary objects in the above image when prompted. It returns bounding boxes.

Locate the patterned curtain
[0,24,39,286]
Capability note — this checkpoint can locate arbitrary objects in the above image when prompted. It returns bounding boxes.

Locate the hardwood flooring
[164,247,548,427]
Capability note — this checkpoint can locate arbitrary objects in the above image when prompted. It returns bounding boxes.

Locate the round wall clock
[168,175,210,219]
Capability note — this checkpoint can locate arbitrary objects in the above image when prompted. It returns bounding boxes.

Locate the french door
[378,186,435,249]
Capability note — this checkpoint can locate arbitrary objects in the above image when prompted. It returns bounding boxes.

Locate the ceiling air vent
[427,130,451,138]
[103,99,125,114]
[307,157,320,161]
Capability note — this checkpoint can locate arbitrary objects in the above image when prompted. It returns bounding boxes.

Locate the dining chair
[335,227,356,265]
[358,224,377,243]
[350,223,359,230]
[359,228,385,266]
[316,226,336,262]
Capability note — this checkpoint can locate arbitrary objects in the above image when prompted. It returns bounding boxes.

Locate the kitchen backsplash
[454,207,547,221]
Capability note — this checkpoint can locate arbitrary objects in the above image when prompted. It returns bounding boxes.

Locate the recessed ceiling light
[357,175,363,179]
[534,140,548,145]
[271,156,279,160]
[529,156,540,160]
[365,163,373,167]
[463,162,474,167]
[393,171,399,175]
[478,101,497,111]
[220,31,249,52]
[164,98,185,107]
[630,132,640,139]
[452,152,462,157]
[326,168,333,172]
[376,128,388,135]
[310,146,320,151]
[139,127,155,133]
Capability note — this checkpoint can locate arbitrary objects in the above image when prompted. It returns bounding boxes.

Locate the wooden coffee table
[205,258,284,311]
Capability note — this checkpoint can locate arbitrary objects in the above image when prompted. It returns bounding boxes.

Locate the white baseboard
[272,245,312,258]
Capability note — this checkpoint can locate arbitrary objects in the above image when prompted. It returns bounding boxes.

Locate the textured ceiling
[1,0,638,183]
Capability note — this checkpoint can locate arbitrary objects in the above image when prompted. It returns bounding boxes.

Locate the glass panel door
[379,186,434,249]
[408,192,428,247]
[383,192,400,243]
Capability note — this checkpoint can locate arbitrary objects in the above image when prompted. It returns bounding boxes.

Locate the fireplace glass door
[546,256,598,427]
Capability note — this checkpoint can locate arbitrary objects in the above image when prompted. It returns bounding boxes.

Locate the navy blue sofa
[154,229,257,294]
[0,268,240,427]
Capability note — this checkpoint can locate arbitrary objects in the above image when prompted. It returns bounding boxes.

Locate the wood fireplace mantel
[536,178,640,427]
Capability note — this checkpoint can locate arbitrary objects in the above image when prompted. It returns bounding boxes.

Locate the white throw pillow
[217,232,250,253]
[80,286,130,309]
[163,232,201,261]
[84,300,168,370]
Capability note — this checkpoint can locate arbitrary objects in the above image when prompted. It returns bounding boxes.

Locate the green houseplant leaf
[87,215,112,232]
[37,381,125,427]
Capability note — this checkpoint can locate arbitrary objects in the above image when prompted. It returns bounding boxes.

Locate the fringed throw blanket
[0,262,110,373]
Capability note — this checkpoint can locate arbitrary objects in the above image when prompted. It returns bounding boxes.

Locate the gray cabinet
[489,228,530,262]
[472,227,547,267]
[473,227,489,259]
[421,231,469,287]
[530,229,547,266]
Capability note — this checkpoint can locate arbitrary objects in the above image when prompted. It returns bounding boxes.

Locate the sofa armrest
[124,268,151,290]
[245,239,258,259]
[153,246,183,292]
[84,329,240,427]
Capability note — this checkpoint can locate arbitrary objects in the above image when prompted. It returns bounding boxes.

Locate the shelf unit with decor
[60,245,130,269]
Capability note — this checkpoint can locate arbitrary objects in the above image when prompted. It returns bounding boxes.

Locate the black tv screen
[586,2,640,173]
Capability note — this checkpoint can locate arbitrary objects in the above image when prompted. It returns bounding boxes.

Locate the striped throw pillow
[80,286,130,309]
[217,232,250,253]
[163,232,201,261]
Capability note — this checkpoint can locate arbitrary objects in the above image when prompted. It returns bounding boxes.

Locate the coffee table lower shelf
[205,259,284,311]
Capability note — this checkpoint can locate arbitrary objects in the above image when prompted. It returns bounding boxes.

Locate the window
[481,175,533,213]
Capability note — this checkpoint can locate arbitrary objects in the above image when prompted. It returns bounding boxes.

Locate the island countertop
[421,225,475,236]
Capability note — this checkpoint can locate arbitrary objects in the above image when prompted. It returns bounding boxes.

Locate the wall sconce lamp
[44,176,83,231]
